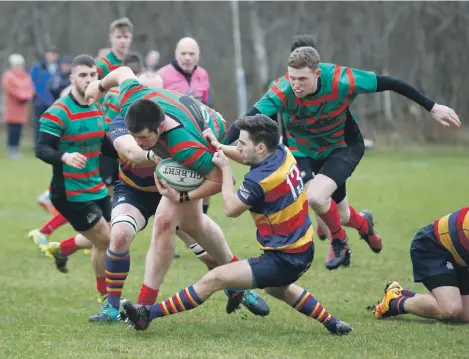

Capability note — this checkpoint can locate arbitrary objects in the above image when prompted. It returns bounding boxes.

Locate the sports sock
[105,249,130,309]
[148,285,204,320]
[317,201,346,241]
[40,213,68,235]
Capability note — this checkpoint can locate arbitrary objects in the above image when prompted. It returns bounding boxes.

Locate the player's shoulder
[247,145,289,183]
[108,87,121,95]
[48,95,73,115]
[269,74,292,94]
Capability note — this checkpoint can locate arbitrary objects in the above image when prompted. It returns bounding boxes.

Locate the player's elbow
[224,206,241,218]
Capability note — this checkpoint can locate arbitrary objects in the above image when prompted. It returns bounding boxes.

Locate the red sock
[59,237,78,256]
[231,255,239,262]
[137,284,159,305]
[40,213,68,236]
[317,201,346,241]
[345,205,369,235]
[96,277,106,295]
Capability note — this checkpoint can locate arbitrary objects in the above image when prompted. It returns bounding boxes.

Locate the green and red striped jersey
[256,63,377,159]
[119,79,227,176]
[39,94,108,202]
[102,87,120,129]
[95,51,122,79]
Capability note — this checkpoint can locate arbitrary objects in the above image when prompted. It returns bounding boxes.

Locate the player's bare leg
[123,261,351,335]
[176,228,218,270]
[304,180,329,241]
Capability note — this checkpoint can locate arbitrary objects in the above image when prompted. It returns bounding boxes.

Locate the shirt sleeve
[346,68,378,95]
[39,106,65,137]
[118,78,146,117]
[237,178,264,207]
[109,115,129,142]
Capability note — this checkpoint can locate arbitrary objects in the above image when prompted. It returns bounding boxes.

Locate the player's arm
[110,115,160,164]
[223,81,287,145]
[212,150,262,218]
[85,66,138,105]
[348,68,461,127]
[203,128,244,164]
[101,135,118,159]
[35,111,87,169]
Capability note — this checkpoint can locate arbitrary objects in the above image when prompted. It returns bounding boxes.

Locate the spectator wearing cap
[48,56,72,100]
[1,53,35,159]
[29,47,59,147]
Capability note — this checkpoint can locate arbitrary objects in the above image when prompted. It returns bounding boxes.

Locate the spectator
[2,53,35,159]
[47,56,72,100]
[145,50,160,72]
[157,37,211,106]
[29,47,59,147]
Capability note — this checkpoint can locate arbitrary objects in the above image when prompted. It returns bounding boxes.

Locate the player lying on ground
[223,46,460,270]
[371,207,469,322]
[122,114,352,336]
[84,66,270,318]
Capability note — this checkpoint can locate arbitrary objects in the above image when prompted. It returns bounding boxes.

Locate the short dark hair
[71,54,95,68]
[291,34,317,52]
[235,114,279,152]
[125,99,165,134]
[123,52,144,75]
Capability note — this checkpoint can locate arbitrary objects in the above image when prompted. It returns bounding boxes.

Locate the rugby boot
[88,301,120,322]
[121,301,151,330]
[359,210,382,253]
[373,282,402,319]
[325,237,351,270]
[45,242,68,273]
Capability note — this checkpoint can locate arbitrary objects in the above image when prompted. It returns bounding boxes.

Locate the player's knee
[307,191,330,212]
[264,286,286,300]
[203,267,229,290]
[154,213,176,234]
[111,215,137,251]
[439,304,463,321]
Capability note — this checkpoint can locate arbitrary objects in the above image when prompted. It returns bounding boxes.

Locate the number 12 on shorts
[286,164,304,200]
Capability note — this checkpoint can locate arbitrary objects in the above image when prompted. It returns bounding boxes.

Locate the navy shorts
[248,243,314,289]
[113,180,163,229]
[410,224,469,295]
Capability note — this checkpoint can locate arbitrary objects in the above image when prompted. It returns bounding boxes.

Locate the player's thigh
[153,196,186,232]
[112,181,153,232]
[51,196,106,233]
[318,147,362,190]
[249,245,314,289]
[199,260,254,291]
[455,266,469,321]
[177,199,205,230]
[460,295,469,322]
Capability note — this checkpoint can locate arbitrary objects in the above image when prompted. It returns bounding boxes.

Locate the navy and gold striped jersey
[433,207,469,266]
[237,145,313,251]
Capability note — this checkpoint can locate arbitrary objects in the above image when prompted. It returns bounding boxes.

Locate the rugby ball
[155,158,204,192]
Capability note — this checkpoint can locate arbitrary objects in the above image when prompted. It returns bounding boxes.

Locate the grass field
[1,143,469,359]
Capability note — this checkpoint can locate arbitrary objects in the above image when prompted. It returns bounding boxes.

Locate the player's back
[244,145,313,251]
[119,78,226,165]
[433,207,469,266]
[96,51,122,79]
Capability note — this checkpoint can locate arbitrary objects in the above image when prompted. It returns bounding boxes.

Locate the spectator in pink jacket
[2,53,35,159]
[157,37,212,107]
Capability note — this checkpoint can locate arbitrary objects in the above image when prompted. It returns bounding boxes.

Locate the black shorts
[51,196,112,232]
[99,155,119,187]
[410,224,469,295]
[248,243,314,289]
[113,180,163,229]
[294,113,365,204]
